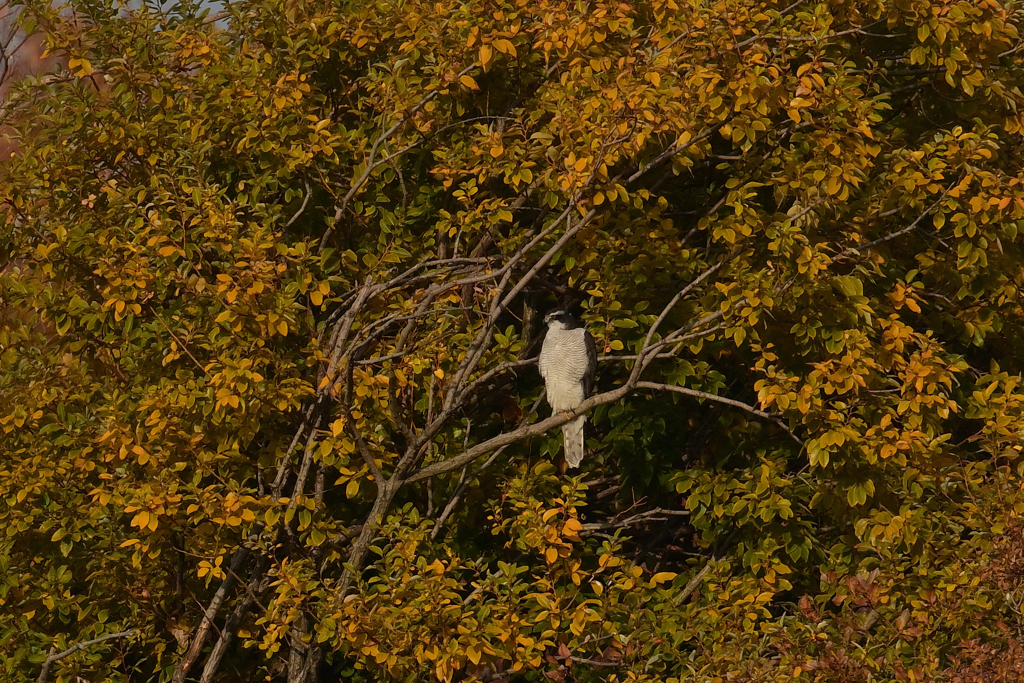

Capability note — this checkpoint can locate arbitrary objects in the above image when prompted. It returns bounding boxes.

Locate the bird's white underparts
[538,309,597,468]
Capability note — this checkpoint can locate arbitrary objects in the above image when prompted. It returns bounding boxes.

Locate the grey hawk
[538,309,597,468]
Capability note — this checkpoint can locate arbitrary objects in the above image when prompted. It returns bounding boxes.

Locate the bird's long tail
[562,416,586,469]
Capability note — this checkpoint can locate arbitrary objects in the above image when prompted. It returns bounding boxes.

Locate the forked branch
[38,630,138,683]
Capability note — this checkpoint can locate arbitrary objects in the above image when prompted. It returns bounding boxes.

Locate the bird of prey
[538,309,597,468]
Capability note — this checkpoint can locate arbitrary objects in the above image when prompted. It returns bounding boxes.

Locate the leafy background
[4,0,1024,681]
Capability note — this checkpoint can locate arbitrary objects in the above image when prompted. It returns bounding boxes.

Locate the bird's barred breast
[539,328,589,412]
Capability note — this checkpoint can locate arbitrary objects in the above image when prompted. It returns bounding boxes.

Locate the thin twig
[320,64,478,252]
[284,180,312,229]
[635,381,801,444]
[581,507,690,532]
[152,312,210,377]
[343,404,385,487]
[838,179,958,257]
[635,261,724,381]
[733,0,811,49]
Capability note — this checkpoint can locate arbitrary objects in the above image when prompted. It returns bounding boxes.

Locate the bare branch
[673,560,714,607]
[286,428,321,517]
[38,630,138,683]
[405,384,634,483]
[635,381,801,444]
[319,64,478,252]
[431,394,546,539]
[198,561,270,683]
[625,122,725,185]
[630,311,728,364]
[152,312,211,378]
[171,548,250,683]
[634,261,724,382]
[284,180,312,229]
[459,358,538,398]
[343,404,385,487]
[733,0,811,49]
[838,179,958,258]
[272,401,318,498]
[430,445,507,540]
[581,507,690,532]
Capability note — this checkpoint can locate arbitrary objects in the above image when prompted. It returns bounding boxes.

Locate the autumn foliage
[4,0,1024,681]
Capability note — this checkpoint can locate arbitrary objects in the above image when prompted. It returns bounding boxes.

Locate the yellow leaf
[158,245,177,257]
[493,38,517,56]
[460,75,479,90]
[545,547,558,564]
[479,44,492,67]
[651,571,677,585]
[489,145,504,158]
[434,368,445,379]
[131,510,150,529]
[69,57,94,76]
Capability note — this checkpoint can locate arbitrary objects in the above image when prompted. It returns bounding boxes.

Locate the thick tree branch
[405,384,634,483]
[343,404,385,486]
[171,548,250,683]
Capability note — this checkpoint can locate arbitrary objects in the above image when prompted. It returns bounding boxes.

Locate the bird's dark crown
[543,309,581,328]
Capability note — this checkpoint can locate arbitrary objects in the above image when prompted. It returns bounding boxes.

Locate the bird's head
[543,309,578,330]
